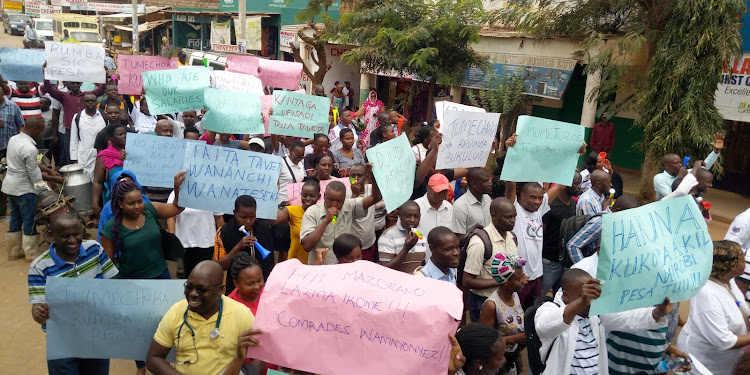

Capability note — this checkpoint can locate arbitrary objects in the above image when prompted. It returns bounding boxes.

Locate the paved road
[0,29,735,375]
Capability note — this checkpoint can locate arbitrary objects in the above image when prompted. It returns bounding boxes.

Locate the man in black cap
[177,50,188,66]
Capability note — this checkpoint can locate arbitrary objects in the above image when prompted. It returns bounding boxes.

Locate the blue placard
[46,278,184,360]
[202,87,264,134]
[142,67,210,115]
[589,196,713,315]
[367,134,416,213]
[0,47,45,82]
[181,143,283,218]
[123,133,205,188]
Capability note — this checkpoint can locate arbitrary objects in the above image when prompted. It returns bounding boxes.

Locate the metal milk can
[58,164,93,214]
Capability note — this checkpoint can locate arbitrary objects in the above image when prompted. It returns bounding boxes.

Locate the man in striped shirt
[378,200,426,274]
[3,81,42,119]
[28,212,118,374]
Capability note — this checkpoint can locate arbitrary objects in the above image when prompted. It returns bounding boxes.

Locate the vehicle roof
[52,13,98,21]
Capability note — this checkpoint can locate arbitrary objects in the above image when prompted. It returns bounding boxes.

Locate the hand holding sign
[436,111,500,169]
[45,42,106,83]
[0,47,45,82]
[268,90,329,138]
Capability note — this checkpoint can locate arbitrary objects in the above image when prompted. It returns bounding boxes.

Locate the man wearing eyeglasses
[146,260,263,375]
[70,93,106,179]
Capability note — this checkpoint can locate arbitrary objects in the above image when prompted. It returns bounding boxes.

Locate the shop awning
[107,20,172,34]
[100,7,170,18]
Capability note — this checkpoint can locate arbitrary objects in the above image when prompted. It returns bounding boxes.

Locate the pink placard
[258,59,303,90]
[260,94,272,135]
[286,177,350,205]
[247,259,463,375]
[116,55,176,95]
[226,55,260,76]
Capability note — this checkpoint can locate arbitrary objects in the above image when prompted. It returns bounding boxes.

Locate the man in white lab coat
[70,93,106,179]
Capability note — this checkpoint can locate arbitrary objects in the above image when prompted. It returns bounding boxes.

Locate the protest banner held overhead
[434,101,486,124]
[202,88,264,135]
[44,42,106,84]
[0,48,45,82]
[210,70,264,95]
[181,143,283,219]
[142,67,210,115]
[123,134,205,188]
[268,90,329,138]
[248,259,463,375]
[367,134,416,212]
[500,115,585,185]
[589,196,713,316]
[117,55,176,95]
[436,111,500,169]
[226,54,260,76]
[46,278,183,360]
[258,59,303,90]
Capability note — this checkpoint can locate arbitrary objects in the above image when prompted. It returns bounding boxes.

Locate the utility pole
[238,0,246,53]
[131,0,138,55]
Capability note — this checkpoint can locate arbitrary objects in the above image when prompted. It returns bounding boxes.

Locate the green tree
[329,0,487,118]
[291,0,340,86]
[468,75,527,145]
[490,0,743,200]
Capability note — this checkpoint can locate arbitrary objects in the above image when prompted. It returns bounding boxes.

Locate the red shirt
[589,121,615,152]
[227,287,263,315]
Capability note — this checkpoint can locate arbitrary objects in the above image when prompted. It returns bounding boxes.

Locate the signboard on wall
[716,53,750,122]
[71,2,146,12]
[462,54,576,100]
[280,30,296,49]
[50,0,71,6]
[25,1,41,17]
[40,5,63,18]
[3,0,23,13]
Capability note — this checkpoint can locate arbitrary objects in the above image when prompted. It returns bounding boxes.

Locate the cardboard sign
[123,133,205,188]
[210,70,264,95]
[247,259,463,375]
[500,115,585,185]
[117,55,176,95]
[436,111,500,169]
[226,54,260,76]
[259,59,302,90]
[202,88,264,134]
[589,196,713,315]
[286,177,351,206]
[268,90,329,138]
[44,41,106,83]
[367,134,416,212]
[181,143,283,218]
[0,47,45,82]
[142,67,210,115]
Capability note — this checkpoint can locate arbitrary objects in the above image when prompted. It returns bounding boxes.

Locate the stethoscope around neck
[176,298,224,365]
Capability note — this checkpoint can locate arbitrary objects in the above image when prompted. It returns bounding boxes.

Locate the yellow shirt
[153,295,255,375]
[287,205,307,264]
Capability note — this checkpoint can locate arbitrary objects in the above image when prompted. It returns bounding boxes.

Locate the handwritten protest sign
[226,54,260,76]
[434,101,485,126]
[286,177,351,205]
[124,133,205,188]
[367,134,416,212]
[182,143,282,218]
[44,41,106,83]
[46,278,183,360]
[202,88,264,135]
[210,70,264,95]
[117,55,176,95]
[248,259,463,375]
[268,90,329,138]
[142,67,210,115]
[259,59,302,90]
[500,115,584,185]
[0,47,45,82]
[589,196,712,316]
[436,111,500,169]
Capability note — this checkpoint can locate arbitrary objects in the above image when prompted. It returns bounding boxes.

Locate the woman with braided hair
[227,251,265,315]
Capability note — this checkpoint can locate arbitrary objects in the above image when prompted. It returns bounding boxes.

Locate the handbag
[155,219,185,261]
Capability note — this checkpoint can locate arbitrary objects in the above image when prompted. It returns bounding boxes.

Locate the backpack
[74,108,106,142]
[524,296,560,375]
[558,213,603,268]
[456,224,518,289]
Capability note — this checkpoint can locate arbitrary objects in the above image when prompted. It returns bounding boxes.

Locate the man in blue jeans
[3,117,64,260]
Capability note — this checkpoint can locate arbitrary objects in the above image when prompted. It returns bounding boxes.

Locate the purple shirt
[43,81,105,129]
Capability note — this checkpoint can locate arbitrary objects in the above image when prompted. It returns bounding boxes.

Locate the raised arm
[153,172,186,218]
[414,132,442,188]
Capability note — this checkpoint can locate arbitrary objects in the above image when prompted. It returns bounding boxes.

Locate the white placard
[44,42,106,84]
[436,110,500,169]
[210,70,264,95]
[434,100,486,133]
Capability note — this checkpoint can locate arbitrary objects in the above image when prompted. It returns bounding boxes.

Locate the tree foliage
[328,0,487,117]
[291,0,340,86]
[468,75,527,143]
[490,0,743,200]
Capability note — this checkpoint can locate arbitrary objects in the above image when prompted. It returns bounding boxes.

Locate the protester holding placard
[43,75,106,139]
[348,164,378,261]
[277,140,306,205]
[28,212,118,375]
[146,260,262,375]
[411,124,435,164]
[130,98,157,134]
[0,77,42,119]
[677,240,750,375]
[378,200,425,273]
[214,195,276,291]
[652,131,724,200]
[300,175,382,265]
